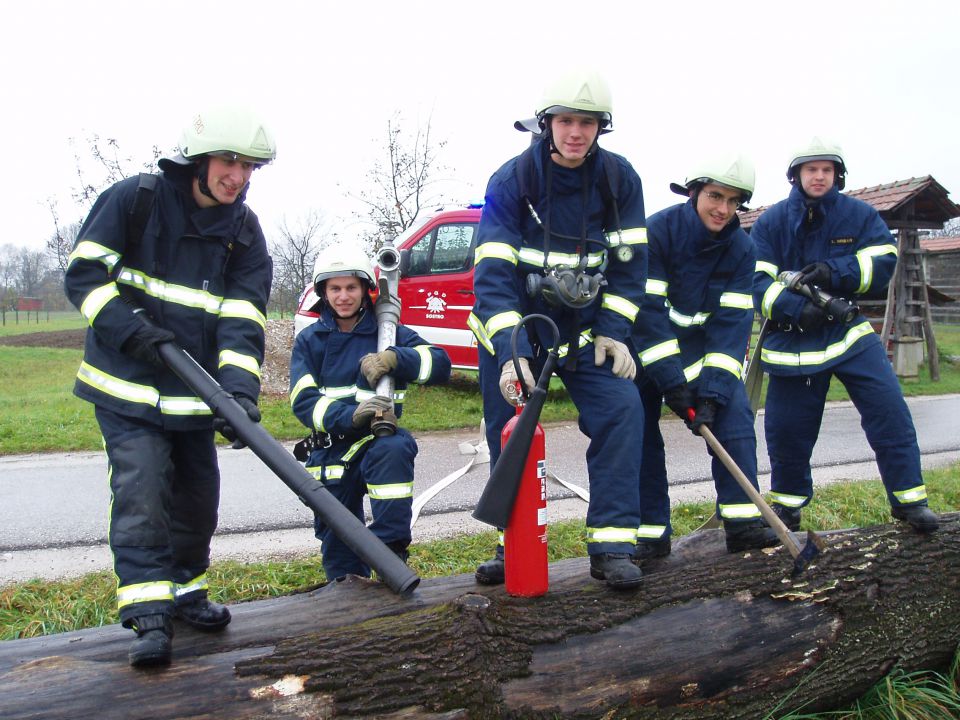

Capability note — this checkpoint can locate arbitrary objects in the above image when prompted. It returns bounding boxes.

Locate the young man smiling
[288,244,450,583]
[631,155,779,558]
[64,106,276,667]
[751,136,938,535]
[469,69,649,589]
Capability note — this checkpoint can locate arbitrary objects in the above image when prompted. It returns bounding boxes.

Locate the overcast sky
[4,0,959,253]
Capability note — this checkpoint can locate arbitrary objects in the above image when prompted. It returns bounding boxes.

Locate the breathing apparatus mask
[526,255,606,309]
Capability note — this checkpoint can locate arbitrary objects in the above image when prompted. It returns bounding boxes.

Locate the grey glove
[499,358,535,405]
[593,335,636,380]
[360,349,398,386]
[213,395,260,443]
[121,324,175,367]
[352,395,392,429]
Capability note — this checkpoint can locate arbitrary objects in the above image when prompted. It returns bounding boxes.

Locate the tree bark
[1,514,958,720]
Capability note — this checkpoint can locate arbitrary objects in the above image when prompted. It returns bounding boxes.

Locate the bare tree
[268,210,331,316]
[924,216,960,239]
[70,134,163,209]
[352,112,449,252]
[45,199,79,275]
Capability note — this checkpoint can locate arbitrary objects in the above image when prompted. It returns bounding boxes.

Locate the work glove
[686,397,717,436]
[352,395,393,430]
[593,335,637,380]
[499,358,535,406]
[797,302,827,332]
[213,395,260,444]
[798,262,833,290]
[662,383,695,420]
[120,324,176,367]
[360,349,398,386]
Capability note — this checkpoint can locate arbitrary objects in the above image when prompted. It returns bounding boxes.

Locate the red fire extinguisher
[503,390,548,597]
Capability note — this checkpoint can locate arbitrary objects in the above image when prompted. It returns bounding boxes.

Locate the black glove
[213,395,260,443]
[798,262,832,290]
[121,324,176,367]
[352,396,392,430]
[798,302,827,332]
[662,383,694,420]
[686,397,717,436]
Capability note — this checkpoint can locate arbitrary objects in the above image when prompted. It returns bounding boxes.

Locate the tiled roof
[920,236,960,252]
[739,175,960,230]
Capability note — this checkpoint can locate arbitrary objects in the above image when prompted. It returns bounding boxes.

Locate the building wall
[925,250,960,324]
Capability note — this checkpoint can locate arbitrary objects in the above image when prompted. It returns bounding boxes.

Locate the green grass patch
[0,311,85,336]
[0,347,102,453]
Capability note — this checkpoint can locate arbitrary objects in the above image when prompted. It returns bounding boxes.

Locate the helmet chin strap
[195,157,219,204]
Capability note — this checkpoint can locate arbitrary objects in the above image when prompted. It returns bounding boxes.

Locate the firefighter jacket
[289,305,451,478]
[751,184,896,376]
[64,168,272,430]
[633,201,755,406]
[468,138,648,367]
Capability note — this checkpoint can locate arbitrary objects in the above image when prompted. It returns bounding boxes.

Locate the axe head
[790,530,827,576]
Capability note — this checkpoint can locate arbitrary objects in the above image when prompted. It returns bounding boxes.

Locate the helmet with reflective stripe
[787,136,846,189]
[670,154,756,204]
[312,243,376,289]
[175,105,277,165]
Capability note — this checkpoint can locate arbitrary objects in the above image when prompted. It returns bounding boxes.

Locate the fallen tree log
[1,513,958,719]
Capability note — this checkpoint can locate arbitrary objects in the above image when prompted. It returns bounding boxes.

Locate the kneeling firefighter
[289,244,451,581]
[468,68,650,589]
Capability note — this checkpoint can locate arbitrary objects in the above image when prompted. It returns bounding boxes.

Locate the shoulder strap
[127,173,159,247]
[514,144,540,206]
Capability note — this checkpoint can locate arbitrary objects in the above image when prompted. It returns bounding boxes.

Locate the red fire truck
[295,204,483,370]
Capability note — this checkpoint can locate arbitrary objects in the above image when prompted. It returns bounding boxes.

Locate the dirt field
[0,320,295,396]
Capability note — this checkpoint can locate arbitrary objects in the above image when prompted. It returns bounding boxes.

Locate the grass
[0,310,85,336]
[2,321,959,455]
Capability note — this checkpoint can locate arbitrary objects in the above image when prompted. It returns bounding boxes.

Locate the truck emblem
[425,291,447,318]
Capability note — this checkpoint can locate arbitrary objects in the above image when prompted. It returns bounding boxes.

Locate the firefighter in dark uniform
[632,156,778,560]
[752,136,938,534]
[289,244,451,581]
[64,106,276,667]
[469,69,648,589]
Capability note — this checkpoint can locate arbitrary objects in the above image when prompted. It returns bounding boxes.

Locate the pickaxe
[688,409,826,575]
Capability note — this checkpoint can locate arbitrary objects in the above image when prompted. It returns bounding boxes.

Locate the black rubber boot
[125,613,174,668]
[174,592,231,632]
[589,553,643,590]
[772,504,802,532]
[891,503,939,533]
[724,520,781,553]
[475,551,505,585]
[386,540,411,563]
[632,538,671,564]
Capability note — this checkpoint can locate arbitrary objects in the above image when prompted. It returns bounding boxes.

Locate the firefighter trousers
[636,379,762,543]
[96,407,219,623]
[478,343,643,555]
[764,339,926,510]
[313,429,418,580]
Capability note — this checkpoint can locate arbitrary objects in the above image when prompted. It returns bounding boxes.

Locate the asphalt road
[2,394,958,582]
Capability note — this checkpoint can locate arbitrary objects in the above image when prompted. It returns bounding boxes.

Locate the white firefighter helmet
[515,69,614,134]
[167,105,277,166]
[787,136,846,189]
[670,154,756,204]
[312,243,376,289]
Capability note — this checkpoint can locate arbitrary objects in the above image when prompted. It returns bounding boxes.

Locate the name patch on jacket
[831,237,855,246]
